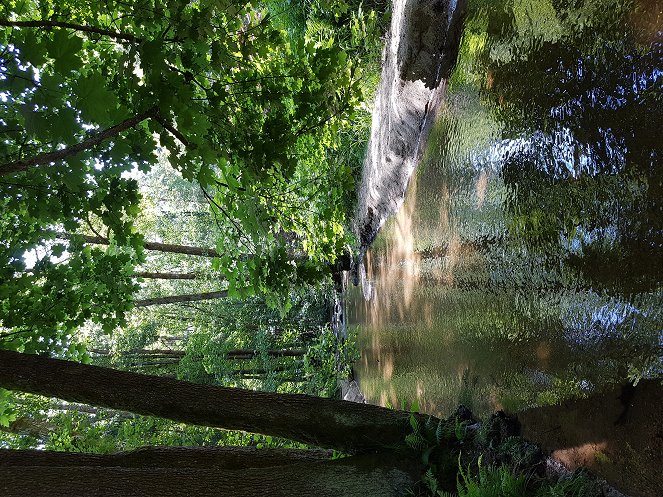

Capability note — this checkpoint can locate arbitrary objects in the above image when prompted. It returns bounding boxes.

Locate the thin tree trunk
[134,272,198,280]
[234,366,290,377]
[0,453,418,497]
[0,350,425,453]
[134,291,228,307]
[51,403,100,415]
[125,361,180,369]
[0,416,56,439]
[91,348,304,368]
[89,349,186,357]
[0,107,158,176]
[226,349,305,359]
[64,233,221,257]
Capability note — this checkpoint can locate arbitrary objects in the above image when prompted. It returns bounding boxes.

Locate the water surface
[349,0,662,419]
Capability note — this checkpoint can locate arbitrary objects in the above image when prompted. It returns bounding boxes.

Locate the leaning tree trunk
[0,350,428,454]
[0,451,418,497]
[0,107,158,176]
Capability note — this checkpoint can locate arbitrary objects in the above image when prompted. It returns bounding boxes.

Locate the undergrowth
[406,408,602,497]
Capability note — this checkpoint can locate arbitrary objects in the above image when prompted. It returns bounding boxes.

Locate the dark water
[348,0,662,419]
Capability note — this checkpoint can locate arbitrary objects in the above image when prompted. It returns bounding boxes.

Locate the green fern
[457,457,527,497]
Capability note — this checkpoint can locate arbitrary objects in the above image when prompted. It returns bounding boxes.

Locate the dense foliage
[0,0,384,450]
[0,0,382,354]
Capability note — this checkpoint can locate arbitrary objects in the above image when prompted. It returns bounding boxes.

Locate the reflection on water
[348,0,662,419]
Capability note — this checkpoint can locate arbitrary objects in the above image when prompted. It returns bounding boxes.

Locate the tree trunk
[134,272,198,280]
[0,416,56,439]
[134,291,228,307]
[90,349,304,359]
[0,350,424,453]
[61,233,221,257]
[0,446,333,469]
[0,452,418,497]
[233,366,290,377]
[89,349,186,357]
[0,20,142,43]
[227,349,306,359]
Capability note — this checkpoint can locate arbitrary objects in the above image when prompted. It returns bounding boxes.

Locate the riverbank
[518,380,663,497]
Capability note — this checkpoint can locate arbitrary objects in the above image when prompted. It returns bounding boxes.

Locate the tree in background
[0,0,364,351]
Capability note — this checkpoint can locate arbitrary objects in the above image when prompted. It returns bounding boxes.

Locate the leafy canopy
[0,0,362,351]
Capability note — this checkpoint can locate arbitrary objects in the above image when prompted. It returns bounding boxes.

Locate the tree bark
[134,272,198,280]
[0,446,333,469]
[89,349,185,357]
[0,453,418,497]
[0,107,158,176]
[134,291,228,307]
[67,233,221,258]
[226,349,306,359]
[0,350,424,453]
[0,416,56,439]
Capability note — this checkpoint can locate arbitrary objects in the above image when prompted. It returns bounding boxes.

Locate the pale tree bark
[0,416,56,440]
[66,233,221,258]
[134,272,198,280]
[0,350,426,454]
[90,348,305,371]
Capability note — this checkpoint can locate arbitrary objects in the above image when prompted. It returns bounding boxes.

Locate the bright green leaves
[0,389,17,428]
[0,0,370,356]
[0,239,140,355]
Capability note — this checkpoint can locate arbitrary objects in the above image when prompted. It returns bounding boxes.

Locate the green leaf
[409,414,419,432]
[76,73,118,124]
[48,30,83,73]
[51,244,66,257]
[20,106,51,138]
[16,30,48,66]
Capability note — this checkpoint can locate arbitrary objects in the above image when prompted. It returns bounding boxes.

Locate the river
[348,1,662,495]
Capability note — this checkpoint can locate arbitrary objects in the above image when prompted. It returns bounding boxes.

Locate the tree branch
[134,272,197,280]
[59,233,221,258]
[153,115,191,148]
[0,106,158,176]
[134,291,229,307]
[0,19,143,43]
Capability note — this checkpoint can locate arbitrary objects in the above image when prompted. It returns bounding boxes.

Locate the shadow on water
[349,0,662,494]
